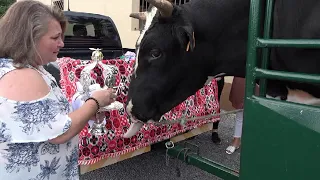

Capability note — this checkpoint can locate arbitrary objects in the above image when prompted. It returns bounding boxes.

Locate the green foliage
[0,0,15,17]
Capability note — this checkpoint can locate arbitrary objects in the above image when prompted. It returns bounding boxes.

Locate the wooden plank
[80,146,151,174]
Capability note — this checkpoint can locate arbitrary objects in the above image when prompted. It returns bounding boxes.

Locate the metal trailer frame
[167,0,320,179]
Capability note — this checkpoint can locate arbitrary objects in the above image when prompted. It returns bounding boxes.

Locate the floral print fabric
[0,58,79,180]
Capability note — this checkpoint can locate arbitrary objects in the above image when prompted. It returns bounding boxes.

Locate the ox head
[124,0,209,138]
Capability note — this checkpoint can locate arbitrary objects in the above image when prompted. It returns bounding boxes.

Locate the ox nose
[125,100,134,117]
[123,114,144,138]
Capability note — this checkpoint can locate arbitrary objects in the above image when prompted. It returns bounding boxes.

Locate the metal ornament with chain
[162,109,243,177]
[157,107,243,126]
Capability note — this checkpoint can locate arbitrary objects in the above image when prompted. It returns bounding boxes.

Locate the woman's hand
[91,88,117,107]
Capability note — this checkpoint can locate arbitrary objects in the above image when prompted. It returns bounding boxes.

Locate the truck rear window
[63,15,122,49]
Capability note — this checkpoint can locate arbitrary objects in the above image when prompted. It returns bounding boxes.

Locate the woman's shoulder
[0,65,50,102]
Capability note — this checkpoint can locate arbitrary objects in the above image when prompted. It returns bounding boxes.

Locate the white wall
[19,0,142,49]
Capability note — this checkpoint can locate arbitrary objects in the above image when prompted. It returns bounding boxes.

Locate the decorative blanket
[57,57,220,165]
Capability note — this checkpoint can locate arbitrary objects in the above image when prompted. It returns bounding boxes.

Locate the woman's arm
[0,68,99,144]
[49,99,98,144]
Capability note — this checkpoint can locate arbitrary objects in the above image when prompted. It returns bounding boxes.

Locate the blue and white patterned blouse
[0,58,79,180]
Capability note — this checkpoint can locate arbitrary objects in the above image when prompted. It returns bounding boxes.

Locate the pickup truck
[44,10,134,85]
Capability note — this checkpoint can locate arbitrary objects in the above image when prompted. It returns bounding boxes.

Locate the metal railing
[51,0,64,10]
[140,0,191,11]
[138,0,191,30]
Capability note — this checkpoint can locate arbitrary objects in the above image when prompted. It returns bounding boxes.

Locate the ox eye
[150,49,161,59]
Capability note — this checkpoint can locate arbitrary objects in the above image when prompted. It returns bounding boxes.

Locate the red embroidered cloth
[57,57,220,165]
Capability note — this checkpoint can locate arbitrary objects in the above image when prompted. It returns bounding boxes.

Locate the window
[137,0,191,30]
[63,14,122,49]
[52,0,64,10]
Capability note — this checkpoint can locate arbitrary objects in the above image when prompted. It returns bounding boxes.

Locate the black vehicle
[60,11,124,60]
[45,11,133,86]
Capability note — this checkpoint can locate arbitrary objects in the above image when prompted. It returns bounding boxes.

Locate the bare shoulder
[0,68,50,101]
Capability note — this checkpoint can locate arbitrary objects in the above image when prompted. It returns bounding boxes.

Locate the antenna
[68,0,70,11]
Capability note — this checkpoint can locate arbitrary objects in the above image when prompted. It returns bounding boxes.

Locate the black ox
[123,0,320,138]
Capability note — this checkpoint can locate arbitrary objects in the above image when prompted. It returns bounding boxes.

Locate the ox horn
[145,0,173,17]
[123,121,144,138]
[130,12,147,21]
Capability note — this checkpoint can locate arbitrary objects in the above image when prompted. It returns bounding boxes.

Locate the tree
[0,0,15,17]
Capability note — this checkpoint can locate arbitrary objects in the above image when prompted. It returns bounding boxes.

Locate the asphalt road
[80,111,240,180]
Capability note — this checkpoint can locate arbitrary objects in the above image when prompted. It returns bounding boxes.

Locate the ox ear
[176,26,195,52]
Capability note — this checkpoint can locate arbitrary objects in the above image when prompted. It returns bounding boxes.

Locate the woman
[226,77,259,154]
[0,1,116,179]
